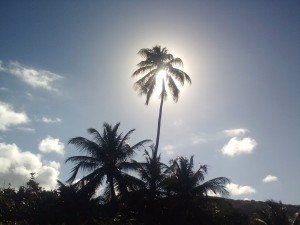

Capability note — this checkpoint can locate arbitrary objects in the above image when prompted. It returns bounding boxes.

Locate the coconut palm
[65,122,151,204]
[132,45,191,155]
[166,156,230,199]
[130,146,168,201]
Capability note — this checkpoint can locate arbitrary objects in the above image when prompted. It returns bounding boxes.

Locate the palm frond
[170,57,183,66]
[166,75,179,102]
[68,137,100,156]
[194,177,230,197]
[132,65,153,77]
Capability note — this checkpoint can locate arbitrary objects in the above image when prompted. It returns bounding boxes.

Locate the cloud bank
[0,101,29,131]
[0,142,60,190]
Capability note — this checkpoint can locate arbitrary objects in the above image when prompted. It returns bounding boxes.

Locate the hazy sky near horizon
[1,1,300,204]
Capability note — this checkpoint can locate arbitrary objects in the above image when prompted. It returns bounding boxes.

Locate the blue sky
[1,1,300,204]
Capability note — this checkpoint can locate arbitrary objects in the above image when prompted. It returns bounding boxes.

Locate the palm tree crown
[132,45,191,156]
[166,156,230,199]
[131,146,168,201]
[132,45,191,104]
[65,122,151,203]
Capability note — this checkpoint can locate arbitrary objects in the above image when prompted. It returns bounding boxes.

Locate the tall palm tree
[132,45,191,156]
[166,156,230,199]
[65,122,150,204]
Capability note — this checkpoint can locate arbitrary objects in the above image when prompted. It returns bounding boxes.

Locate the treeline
[1,175,299,225]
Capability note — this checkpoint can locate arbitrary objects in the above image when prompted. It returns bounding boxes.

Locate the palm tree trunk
[108,175,116,204]
[154,79,165,156]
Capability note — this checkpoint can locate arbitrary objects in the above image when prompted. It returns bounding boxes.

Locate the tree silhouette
[130,146,168,201]
[66,122,150,204]
[166,156,230,199]
[132,45,191,156]
[56,180,101,225]
[251,200,300,225]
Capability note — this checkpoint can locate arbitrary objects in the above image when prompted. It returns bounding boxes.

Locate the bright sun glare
[154,70,167,96]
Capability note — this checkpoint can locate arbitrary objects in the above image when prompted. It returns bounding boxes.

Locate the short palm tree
[166,156,230,199]
[132,45,191,156]
[130,146,168,201]
[65,122,151,204]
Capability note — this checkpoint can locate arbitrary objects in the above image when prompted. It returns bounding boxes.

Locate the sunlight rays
[153,69,167,96]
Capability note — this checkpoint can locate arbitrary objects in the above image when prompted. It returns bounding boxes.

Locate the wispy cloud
[0,61,63,92]
[17,127,35,132]
[226,183,256,196]
[41,116,62,123]
[224,128,249,137]
[221,128,257,157]
[0,142,60,190]
[0,101,29,131]
[38,136,65,155]
[263,175,278,183]
[0,87,8,91]
[162,144,175,155]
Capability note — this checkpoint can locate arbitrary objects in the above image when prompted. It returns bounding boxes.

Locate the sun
[154,70,167,96]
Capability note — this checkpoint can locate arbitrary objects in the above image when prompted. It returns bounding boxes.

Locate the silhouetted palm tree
[251,200,300,225]
[166,156,230,199]
[130,146,168,201]
[132,45,191,156]
[162,156,230,225]
[66,122,150,204]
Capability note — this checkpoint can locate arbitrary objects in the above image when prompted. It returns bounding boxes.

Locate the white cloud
[226,183,256,196]
[221,137,257,156]
[1,61,62,92]
[41,116,62,123]
[207,190,221,197]
[0,101,29,131]
[162,144,175,155]
[263,175,278,183]
[224,128,248,137]
[0,142,60,190]
[38,136,65,155]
